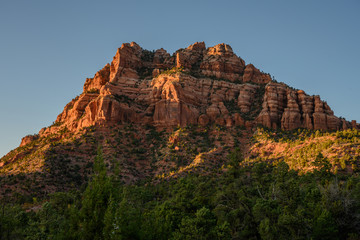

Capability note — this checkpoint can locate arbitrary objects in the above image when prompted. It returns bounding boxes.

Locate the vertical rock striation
[256,82,342,130]
[40,41,354,138]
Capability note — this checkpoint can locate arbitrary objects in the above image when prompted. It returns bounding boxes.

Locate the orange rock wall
[41,41,352,138]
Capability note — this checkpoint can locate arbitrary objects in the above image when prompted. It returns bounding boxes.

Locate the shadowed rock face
[256,83,343,130]
[39,41,355,138]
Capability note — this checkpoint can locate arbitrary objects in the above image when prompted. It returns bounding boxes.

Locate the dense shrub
[1,148,360,239]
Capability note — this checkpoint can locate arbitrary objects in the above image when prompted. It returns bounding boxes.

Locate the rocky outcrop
[20,134,39,147]
[238,84,259,113]
[32,41,354,140]
[83,64,110,93]
[176,42,205,70]
[243,64,271,84]
[200,43,245,82]
[257,82,342,130]
[109,42,142,81]
[149,73,260,127]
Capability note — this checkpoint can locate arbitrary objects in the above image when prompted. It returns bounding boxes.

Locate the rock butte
[21,41,358,146]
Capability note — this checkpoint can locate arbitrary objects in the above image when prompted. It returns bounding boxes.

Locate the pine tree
[78,147,113,240]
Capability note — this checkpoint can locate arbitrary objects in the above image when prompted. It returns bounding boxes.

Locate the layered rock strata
[256,83,342,130]
[37,41,354,138]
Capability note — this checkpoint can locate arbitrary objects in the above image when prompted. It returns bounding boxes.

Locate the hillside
[1,42,359,199]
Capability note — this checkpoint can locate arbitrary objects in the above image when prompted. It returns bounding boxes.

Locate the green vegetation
[223,99,241,113]
[189,71,244,84]
[1,147,360,239]
[141,49,155,62]
[248,84,265,119]
[223,84,265,121]
[113,94,132,104]
[137,66,153,79]
[112,94,149,110]
[85,88,100,94]
[51,121,63,127]
[159,67,185,76]
[251,127,360,174]
[1,124,360,239]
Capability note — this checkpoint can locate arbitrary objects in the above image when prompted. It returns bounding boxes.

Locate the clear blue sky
[1,0,359,157]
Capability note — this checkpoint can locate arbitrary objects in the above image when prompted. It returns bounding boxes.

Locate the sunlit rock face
[42,41,352,137]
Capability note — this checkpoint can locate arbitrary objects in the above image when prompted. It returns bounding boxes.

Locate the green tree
[312,209,338,240]
[77,147,114,240]
[172,207,230,240]
[313,153,332,179]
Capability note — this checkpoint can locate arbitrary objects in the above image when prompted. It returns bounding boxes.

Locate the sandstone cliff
[38,41,356,138]
[256,83,345,130]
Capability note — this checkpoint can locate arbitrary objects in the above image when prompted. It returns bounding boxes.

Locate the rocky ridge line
[20,42,358,146]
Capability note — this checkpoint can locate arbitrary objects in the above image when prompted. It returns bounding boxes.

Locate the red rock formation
[351,120,359,129]
[200,43,245,82]
[243,64,271,84]
[281,90,302,130]
[34,41,353,141]
[256,83,287,129]
[176,42,205,70]
[20,134,39,147]
[83,64,110,93]
[233,113,245,126]
[257,82,341,130]
[238,84,258,113]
